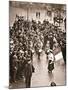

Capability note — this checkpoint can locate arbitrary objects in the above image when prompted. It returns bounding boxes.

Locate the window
[36,12,40,19]
[47,10,52,16]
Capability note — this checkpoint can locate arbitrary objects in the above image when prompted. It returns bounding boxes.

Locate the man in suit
[24,59,33,88]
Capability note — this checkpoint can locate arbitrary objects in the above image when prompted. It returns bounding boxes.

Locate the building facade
[9,1,66,32]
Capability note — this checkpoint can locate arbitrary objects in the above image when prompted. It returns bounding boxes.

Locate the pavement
[9,50,66,89]
[9,78,26,89]
[31,51,66,87]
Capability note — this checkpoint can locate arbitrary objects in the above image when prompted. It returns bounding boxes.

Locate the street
[9,2,66,89]
[31,51,66,87]
[9,50,66,89]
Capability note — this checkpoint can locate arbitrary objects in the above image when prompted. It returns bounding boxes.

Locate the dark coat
[24,62,33,88]
[24,63,32,78]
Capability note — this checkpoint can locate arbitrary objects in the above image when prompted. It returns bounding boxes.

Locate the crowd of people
[9,14,66,88]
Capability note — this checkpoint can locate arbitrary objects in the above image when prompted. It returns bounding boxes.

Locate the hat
[24,58,31,64]
[25,51,28,53]
[39,49,42,53]
[10,40,13,44]
[27,57,31,61]
[13,55,17,59]
[47,49,53,53]
[19,50,24,54]
[28,60,31,64]
[23,57,26,60]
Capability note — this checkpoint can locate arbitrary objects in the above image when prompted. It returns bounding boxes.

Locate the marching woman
[47,49,55,73]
